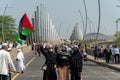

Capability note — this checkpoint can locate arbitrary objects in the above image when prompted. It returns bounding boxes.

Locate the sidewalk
[87,55,120,72]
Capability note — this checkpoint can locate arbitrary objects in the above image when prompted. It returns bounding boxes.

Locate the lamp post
[116,20,118,32]
[2,4,8,42]
[96,0,101,41]
[59,23,62,38]
[78,9,85,35]
[115,18,120,42]
[83,0,88,39]
[115,18,120,32]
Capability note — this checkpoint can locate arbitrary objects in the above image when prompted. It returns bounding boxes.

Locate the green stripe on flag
[22,28,32,36]
[17,39,23,45]
[16,33,24,45]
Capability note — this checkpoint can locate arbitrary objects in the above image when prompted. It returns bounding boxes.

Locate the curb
[87,58,120,72]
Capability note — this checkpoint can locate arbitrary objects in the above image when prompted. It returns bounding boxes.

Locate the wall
[10,46,32,59]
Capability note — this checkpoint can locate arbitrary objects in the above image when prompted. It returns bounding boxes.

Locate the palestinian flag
[19,13,34,36]
[16,13,34,45]
[21,13,34,35]
[16,33,24,45]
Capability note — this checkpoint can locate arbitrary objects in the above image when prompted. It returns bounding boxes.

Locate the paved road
[82,61,120,80]
[12,53,120,80]
[12,52,45,80]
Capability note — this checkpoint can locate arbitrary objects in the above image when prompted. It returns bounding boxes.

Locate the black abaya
[41,48,57,80]
[70,50,83,80]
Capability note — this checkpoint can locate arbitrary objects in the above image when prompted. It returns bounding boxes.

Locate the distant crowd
[32,43,87,80]
[0,42,18,50]
[0,41,119,80]
[93,44,120,64]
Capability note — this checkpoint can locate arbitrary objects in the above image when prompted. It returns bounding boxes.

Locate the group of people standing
[93,45,120,64]
[0,43,25,80]
[39,43,86,80]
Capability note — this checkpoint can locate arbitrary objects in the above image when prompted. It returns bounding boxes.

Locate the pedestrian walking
[113,45,120,64]
[82,46,87,61]
[109,45,115,63]
[0,43,16,80]
[70,45,83,80]
[104,46,111,64]
[16,49,25,73]
[93,45,99,60]
[99,46,104,59]
[56,45,69,80]
[32,43,38,56]
[41,44,57,80]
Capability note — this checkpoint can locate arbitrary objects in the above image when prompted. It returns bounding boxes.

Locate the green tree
[0,15,17,43]
[114,31,120,43]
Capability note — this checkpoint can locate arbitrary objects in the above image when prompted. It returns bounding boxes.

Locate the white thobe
[16,50,25,72]
[0,50,16,75]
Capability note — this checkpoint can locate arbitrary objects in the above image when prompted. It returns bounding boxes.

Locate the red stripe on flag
[22,13,34,31]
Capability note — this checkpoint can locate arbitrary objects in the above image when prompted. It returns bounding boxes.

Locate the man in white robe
[0,43,16,80]
[16,49,25,73]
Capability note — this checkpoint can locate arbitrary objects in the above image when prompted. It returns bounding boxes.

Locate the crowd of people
[93,45,120,64]
[1,42,120,80]
[0,42,87,80]
[32,43,87,80]
[0,43,25,80]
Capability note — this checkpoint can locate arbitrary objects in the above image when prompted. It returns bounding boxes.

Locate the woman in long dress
[70,45,83,80]
[41,44,57,80]
[16,49,25,73]
[56,45,69,80]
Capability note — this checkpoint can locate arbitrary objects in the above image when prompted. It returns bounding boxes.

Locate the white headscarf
[17,49,24,60]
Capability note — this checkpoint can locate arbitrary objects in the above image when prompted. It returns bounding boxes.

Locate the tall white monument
[70,23,83,41]
[27,4,60,44]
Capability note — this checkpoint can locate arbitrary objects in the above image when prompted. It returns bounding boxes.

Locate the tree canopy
[114,31,120,46]
[0,15,17,43]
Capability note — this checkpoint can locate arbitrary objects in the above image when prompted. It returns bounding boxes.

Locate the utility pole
[78,9,85,35]
[59,23,62,38]
[96,0,101,41]
[116,19,120,32]
[66,24,70,39]
[2,4,8,42]
[115,18,120,40]
[83,0,88,41]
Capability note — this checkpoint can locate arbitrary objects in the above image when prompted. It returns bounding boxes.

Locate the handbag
[42,64,47,71]
[42,54,54,71]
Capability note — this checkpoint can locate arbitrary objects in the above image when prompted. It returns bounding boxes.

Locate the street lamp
[83,0,88,41]
[96,0,101,41]
[115,18,120,32]
[59,23,62,38]
[78,9,85,35]
[2,4,8,42]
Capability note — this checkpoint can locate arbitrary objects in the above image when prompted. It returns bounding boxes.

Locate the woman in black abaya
[41,44,57,80]
[56,45,70,80]
[70,45,83,80]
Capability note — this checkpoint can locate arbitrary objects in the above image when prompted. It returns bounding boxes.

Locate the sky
[0,0,120,39]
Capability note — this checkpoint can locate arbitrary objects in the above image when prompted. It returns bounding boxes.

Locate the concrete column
[31,17,35,43]
[36,6,40,43]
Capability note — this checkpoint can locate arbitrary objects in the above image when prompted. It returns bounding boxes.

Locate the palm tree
[0,15,17,42]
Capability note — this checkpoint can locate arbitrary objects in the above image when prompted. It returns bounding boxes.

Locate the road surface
[12,53,120,80]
